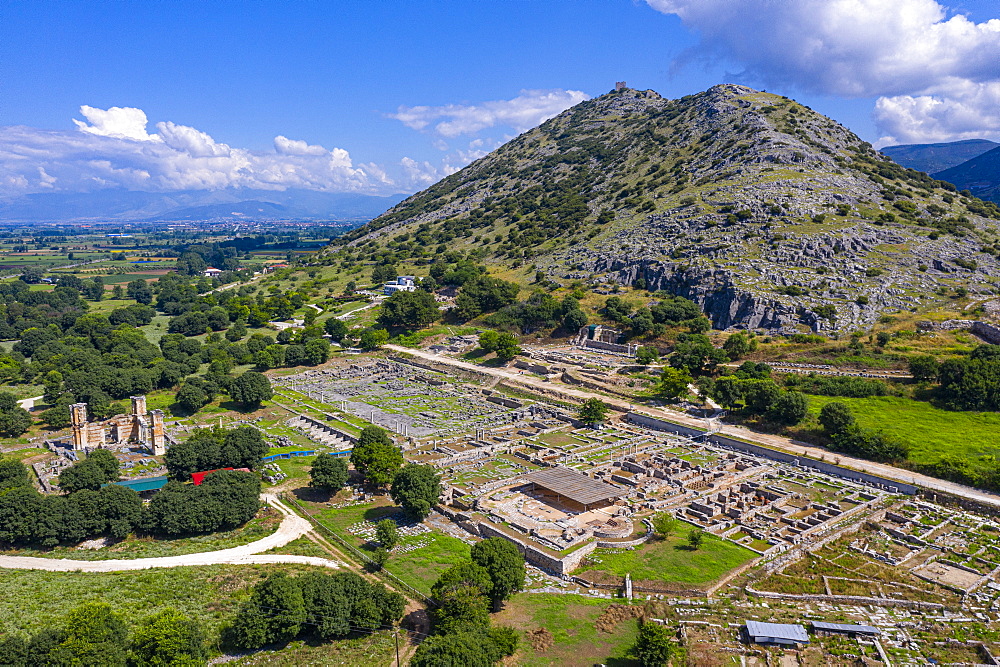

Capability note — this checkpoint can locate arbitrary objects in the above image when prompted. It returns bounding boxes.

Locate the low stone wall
[388,354,491,382]
[475,520,597,575]
[973,321,1000,344]
[626,412,918,495]
[746,584,943,610]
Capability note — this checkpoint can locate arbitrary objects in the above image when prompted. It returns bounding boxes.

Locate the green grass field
[493,594,640,667]
[582,531,756,585]
[805,395,1000,465]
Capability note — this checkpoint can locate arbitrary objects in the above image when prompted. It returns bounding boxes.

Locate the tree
[669,333,728,375]
[126,279,153,305]
[432,585,491,635]
[129,607,206,666]
[324,317,348,342]
[378,289,439,329]
[768,390,809,425]
[58,459,109,493]
[634,621,675,667]
[470,537,526,611]
[176,381,209,413]
[359,328,389,350]
[578,398,609,426]
[455,275,520,320]
[411,631,502,667]
[87,449,120,481]
[228,371,272,408]
[376,519,399,551]
[351,426,403,488]
[0,405,32,437]
[819,401,855,434]
[636,346,659,365]
[228,572,306,649]
[431,562,493,601]
[687,528,705,550]
[651,513,678,540]
[390,464,442,520]
[309,454,349,493]
[658,367,692,400]
[0,456,30,491]
[722,331,757,360]
[909,354,940,382]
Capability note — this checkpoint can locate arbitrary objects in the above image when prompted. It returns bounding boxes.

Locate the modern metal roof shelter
[107,476,169,493]
[811,621,880,637]
[743,621,810,646]
[525,467,624,510]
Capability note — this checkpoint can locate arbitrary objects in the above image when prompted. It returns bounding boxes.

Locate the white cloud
[389,89,589,138]
[0,105,405,197]
[646,0,1000,143]
[73,105,159,142]
[875,81,1000,145]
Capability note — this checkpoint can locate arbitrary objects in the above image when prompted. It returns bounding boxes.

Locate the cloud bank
[0,106,424,197]
[646,0,1000,144]
[389,89,589,138]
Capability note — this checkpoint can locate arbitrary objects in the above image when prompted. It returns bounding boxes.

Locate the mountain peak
[330,84,1000,334]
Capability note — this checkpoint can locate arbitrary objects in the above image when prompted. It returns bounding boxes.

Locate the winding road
[0,495,343,572]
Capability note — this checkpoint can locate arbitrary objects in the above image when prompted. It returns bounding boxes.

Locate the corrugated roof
[744,621,809,642]
[812,621,880,635]
[525,467,624,505]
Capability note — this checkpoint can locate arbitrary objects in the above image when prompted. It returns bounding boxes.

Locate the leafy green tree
[87,449,120,481]
[455,275,520,320]
[369,547,389,571]
[669,333,728,375]
[378,289,439,329]
[651,513,678,540]
[126,278,153,304]
[229,572,306,649]
[0,456,30,491]
[768,391,809,425]
[431,561,493,601]
[375,519,399,551]
[359,328,389,350]
[634,620,675,667]
[470,537,526,611]
[818,401,855,434]
[309,454,349,493]
[176,381,209,413]
[433,585,491,635]
[636,346,659,365]
[58,460,109,493]
[0,405,32,437]
[324,317,349,342]
[688,528,705,550]
[909,354,940,382]
[128,607,206,666]
[303,338,331,365]
[390,464,442,520]
[351,426,403,488]
[578,398,609,426]
[228,371,272,408]
[722,331,757,360]
[658,367,692,399]
[60,601,127,664]
[411,631,502,667]
[42,370,63,404]
[830,424,909,462]
[742,379,782,415]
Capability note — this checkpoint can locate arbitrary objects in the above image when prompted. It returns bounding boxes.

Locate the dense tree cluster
[413,537,524,666]
[309,454,349,493]
[939,345,1000,411]
[0,602,206,667]
[710,366,810,425]
[476,330,521,361]
[165,425,269,480]
[57,449,120,493]
[455,275,520,320]
[377,289,439,329]
[0,450,262,546]
[227,571,405,649]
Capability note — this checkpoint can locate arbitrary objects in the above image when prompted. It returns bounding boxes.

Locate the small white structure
[203,267,223,277]
[383,276,418,295]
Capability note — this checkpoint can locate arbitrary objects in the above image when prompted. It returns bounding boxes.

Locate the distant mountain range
[0,188,409,223]
[881,139,998,174]
[881,139,1000,204]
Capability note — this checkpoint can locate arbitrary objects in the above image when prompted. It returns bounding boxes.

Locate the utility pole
[394,628,400,667]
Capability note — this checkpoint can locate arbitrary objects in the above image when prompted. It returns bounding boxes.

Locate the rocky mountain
[934,146,1000,204]
[881,139,998,175]
[331,84,1000,333]
[0,188,407,222]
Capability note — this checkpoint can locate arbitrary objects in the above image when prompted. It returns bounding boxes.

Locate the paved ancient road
[386,344,1000,510]
[0,495,343,572]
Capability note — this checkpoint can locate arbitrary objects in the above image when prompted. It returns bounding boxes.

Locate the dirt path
[386,344,1000,509]
[0,495,344,572]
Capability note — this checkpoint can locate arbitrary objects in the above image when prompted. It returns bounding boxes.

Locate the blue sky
[2,0,999,197]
